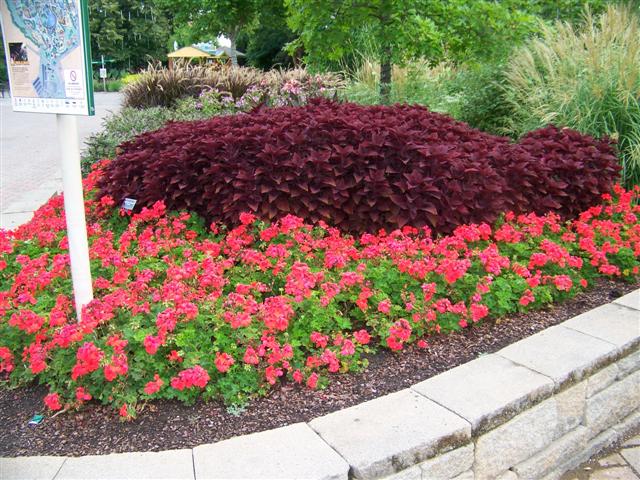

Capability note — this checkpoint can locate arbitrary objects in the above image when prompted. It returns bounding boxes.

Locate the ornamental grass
[503,4,640,187]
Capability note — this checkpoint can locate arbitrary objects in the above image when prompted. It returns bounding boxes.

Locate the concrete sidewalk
[0,93,122,230]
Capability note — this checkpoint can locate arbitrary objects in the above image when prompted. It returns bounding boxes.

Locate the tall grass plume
[504,4,640,186]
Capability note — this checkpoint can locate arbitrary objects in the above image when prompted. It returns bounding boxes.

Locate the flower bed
[0,163,638,419]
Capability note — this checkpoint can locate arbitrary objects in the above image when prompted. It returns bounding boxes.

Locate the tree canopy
[239,1,296,69]
[89,0,173,72]
[163,0,263,65]
[284,0,539,99]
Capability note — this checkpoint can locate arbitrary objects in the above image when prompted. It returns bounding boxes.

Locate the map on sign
[0,0,94,115]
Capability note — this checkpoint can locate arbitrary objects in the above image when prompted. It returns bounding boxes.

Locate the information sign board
[0,0,95,115]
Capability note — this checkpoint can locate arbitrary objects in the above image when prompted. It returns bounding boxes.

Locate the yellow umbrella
[167,46,213,68]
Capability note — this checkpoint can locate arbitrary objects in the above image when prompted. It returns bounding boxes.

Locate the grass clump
[122,62,342,109]
[341,55,458,111]
[503,4,640,186]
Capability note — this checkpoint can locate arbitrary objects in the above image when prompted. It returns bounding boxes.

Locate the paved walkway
[562,434,640,479]
[0,93,122,229]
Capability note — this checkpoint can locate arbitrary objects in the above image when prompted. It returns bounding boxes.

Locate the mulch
[1,278,637,458]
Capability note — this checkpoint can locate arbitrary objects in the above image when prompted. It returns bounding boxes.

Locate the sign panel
[0,0,95,115]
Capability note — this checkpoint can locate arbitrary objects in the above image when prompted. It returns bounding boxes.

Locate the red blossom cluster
[170,365,210,390]
[0,162,638,417]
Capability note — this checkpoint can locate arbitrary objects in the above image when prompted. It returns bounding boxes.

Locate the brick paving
[562,434,640,479]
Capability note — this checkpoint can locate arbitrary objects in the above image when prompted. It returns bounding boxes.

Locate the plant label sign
[122,198,137,211]
[28,414,44,426]
[0,0,95,115]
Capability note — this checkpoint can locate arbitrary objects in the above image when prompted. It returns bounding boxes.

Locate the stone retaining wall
[310,290,639,480]
[2,290,638,480]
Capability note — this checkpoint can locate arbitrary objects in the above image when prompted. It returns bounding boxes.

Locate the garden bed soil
[1,277,637,458]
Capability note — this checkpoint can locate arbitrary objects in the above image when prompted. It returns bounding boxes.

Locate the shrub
[447,60,513,136]
[120,73,141,85]
[82,75,344,175]
[339,56,516,135]
[98,100,619,236]
[121,61,211,108]
[122,62,343,109]
[93,79,123,92]
[1,163,638,416]
[503,4,640,187]
[81,107,178,176]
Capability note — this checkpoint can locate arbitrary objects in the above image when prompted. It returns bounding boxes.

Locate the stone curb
[1,289,638,480]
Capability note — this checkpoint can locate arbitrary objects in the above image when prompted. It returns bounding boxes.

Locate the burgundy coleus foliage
[98,100,619,235]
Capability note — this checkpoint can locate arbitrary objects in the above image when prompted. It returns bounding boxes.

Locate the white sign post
[57,114,94,317]
[100,54,107,91]
[1,0,95,320]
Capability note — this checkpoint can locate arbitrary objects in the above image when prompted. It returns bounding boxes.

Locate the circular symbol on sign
[70,71,77,81]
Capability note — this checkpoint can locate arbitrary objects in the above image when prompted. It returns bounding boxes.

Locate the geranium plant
[0,162,638,418]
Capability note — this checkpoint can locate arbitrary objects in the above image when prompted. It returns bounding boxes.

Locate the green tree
[89,0,123,65]
[165,0,261,65]
[89,0,173,72]
[243,1,296,69]
[285,0,432,100]
[122,1,174,69]
[284,0,538,100]
[511,0,611,23]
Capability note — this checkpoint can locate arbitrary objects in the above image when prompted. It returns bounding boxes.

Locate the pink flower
[260,296,294,331]
[167,350,183,362]
[265,365,283,385]
[239,212,256,225]
[215,352,235,373]
[170,365,210,390]
[470,304,489,323]
[356,287,372,312]
[0,347,14,373]
[71,342,104,381]
[144,374,164,395]
[553,275,573,292]
[386,336,403,351]
[285,263,320,301]
[143,335,162,355]
[519,289,535,306]
[104,354,128,382]
[310,331,329,349]
[243,346,260,365]
[8,309,44,334]
[44,392,62,411]
[306,372,319,389]
[340,339,355,356]
[353,329,371,345]
[119,404,130,418]
[377,299,391,314]
[75,387,92,402]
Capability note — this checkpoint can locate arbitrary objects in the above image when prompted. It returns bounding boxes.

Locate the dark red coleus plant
[98,99,619,235]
